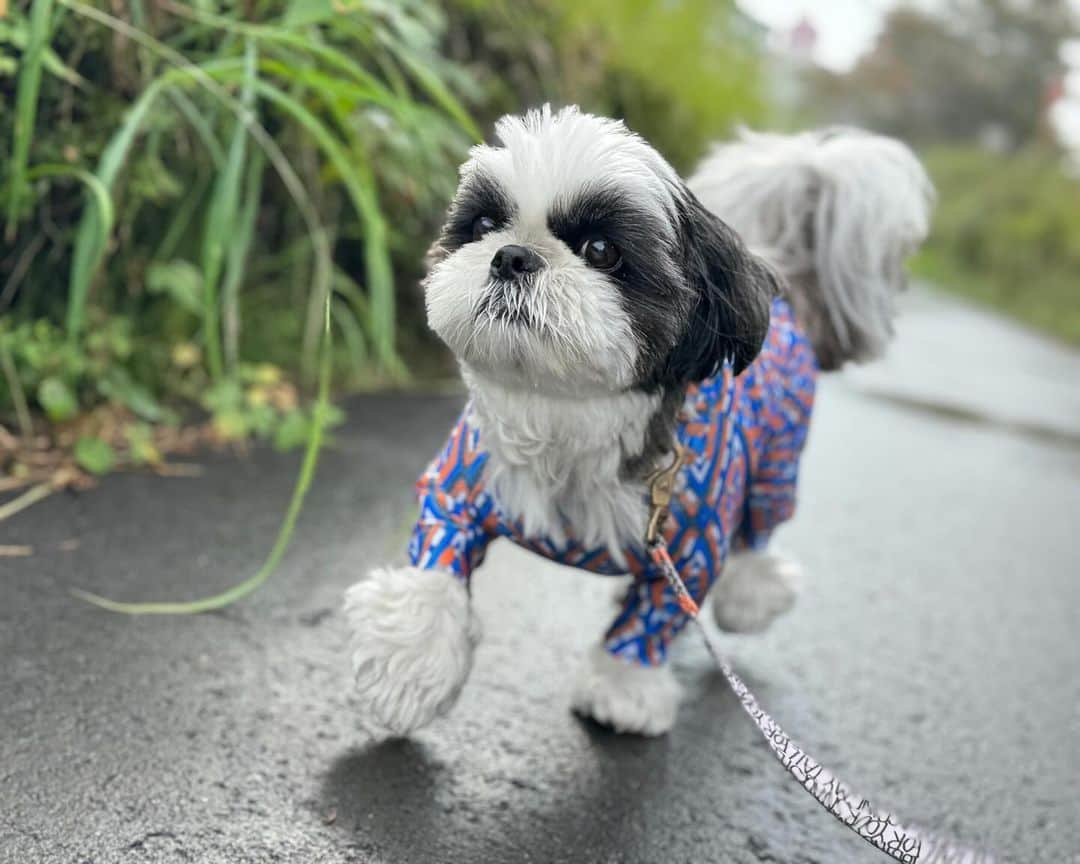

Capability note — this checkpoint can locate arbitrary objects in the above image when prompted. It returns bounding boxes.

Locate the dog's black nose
[490,245,542,281]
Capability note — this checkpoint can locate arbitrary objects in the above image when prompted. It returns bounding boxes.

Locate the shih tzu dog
[344,107,933,736]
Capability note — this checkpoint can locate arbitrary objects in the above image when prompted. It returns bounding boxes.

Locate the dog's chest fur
[464,369,678,561]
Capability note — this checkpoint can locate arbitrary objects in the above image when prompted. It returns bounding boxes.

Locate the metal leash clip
[645,445,687,547]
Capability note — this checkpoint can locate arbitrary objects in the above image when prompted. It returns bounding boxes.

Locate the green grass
[912,250,1080,346]
[1,0,770,612]
[4,0,54,242]
[1,0,478,613]
[70,294,334,614]
[914,146,1080,347]
[2,0,477,398]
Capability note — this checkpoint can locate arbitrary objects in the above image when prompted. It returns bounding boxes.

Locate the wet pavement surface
[3,289,1079,863]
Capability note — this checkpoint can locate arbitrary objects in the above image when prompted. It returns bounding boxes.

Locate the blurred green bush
[1,0,763,451]
[913,147,1080,346]
[444,0,765,171]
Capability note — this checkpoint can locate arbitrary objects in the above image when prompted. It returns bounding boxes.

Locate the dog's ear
[663,194,779,383]
[424,236,450,271]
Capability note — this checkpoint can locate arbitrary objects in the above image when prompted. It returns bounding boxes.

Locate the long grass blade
[62,0,336,614]
[377,33,481,142]
[331,296,368,376]
[5,0,56,242]
[200,38,256,380]
[247,79,400,373]
[26,163,115,257]
[167,87,226,167]
[56,1,330,350]
[65,79,165,341]
[71,289,334,614]
[155,171,210,262]
[0,10,88,87]
[157,1,398,110]
[0,338,33,439]
[0,482,56,524]
[222,148,265,371]
[331,266,372,344]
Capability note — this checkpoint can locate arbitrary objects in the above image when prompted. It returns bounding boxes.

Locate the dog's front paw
[343,566,480,737]
[712,551,801,634]
[570,644,681,736]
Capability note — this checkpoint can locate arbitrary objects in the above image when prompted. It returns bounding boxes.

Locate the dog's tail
[688,128,934,370]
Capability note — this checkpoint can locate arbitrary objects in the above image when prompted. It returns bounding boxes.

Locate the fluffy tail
[688,128,934,370]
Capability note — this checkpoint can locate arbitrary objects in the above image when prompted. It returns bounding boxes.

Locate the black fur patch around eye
[547,186,648,254]
[440,172,516,252]
[549,185,694,384]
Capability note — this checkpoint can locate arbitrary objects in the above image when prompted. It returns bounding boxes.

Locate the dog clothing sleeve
[407,409,493,583]
[604,565,713,665]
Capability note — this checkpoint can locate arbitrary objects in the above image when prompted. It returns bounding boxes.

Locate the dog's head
[424,106,778,397]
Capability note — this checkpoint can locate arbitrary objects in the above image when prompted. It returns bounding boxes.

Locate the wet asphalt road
[2,289,1079,864]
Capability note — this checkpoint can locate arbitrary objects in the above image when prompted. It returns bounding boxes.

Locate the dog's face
[424,107,777,396]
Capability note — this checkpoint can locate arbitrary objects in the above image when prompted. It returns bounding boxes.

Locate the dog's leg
[570,642,681,736]
[571,574,705,736]
[710,550,801,634]
[343,411,496,737]
[344,566,480,737]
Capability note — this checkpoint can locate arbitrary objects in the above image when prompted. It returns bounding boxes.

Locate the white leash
[647,536,999,864]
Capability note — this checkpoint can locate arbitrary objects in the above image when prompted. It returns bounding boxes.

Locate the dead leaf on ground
[1,408,224,523]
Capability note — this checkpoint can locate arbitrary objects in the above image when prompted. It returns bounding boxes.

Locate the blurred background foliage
[798,0,1080,345]
[1,0,1078,482]
[915,146,1080,344]
[0,0,765,482]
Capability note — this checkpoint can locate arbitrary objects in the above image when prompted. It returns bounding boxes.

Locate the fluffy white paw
[711,551,801,634]
[570,644,681,736]
[344,566,480,737]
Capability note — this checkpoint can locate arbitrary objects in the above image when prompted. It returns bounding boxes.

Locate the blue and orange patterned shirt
[407,298,818,665]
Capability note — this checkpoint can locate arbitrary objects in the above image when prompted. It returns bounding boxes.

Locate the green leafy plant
[1,0,770,612]
[912,146,1080,345]
[443,0,766,171]
[2,0,477,397]
[71,301,337,614]
[73,434,115,474]
[1,0,480,613]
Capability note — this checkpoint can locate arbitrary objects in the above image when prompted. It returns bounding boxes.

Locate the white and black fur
[689,127,934,370]
[343,108,932,737]
[424,107,778,558]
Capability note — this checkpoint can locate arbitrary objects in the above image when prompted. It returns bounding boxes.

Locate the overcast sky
[736,0,930,70]
[738,0,1080,71]
[736,0,1080,149]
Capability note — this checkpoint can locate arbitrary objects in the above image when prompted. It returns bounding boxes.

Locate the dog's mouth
[473,280,534,327]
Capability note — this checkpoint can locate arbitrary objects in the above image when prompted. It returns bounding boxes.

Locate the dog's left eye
[580,236,621,271]
[472,216,497,242]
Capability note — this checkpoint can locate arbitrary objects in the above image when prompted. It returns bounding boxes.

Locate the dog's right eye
[472,216,496,242]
